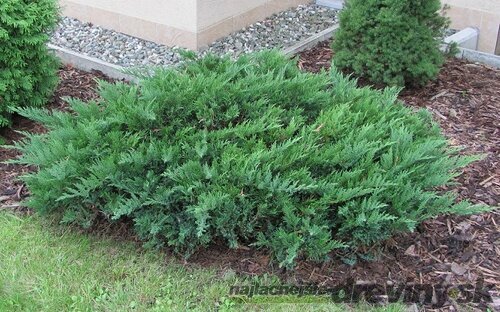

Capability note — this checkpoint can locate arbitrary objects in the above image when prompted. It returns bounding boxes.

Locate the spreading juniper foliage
[333,0,449,87]
[12,52,487,268]
[0,0,59,127]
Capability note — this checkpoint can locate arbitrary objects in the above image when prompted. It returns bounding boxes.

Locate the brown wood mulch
[1,54,499,310]
[0,66,113,212]
[298,41,499,206]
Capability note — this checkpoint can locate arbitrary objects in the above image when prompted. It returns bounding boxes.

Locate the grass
[0,212,406,311]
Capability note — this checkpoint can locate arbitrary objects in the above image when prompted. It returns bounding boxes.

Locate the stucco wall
[59,0,310,50]
[442,0,500,54]
[60,0,198,49]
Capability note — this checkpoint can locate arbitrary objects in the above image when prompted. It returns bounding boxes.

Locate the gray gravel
[50,4,338,67]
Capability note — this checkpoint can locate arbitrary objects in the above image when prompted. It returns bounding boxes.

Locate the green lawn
[0,212,406,311]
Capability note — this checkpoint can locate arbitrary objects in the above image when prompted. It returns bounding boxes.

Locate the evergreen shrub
[333,0,449,87]
[0,0,59,126]
[12,52,486,268]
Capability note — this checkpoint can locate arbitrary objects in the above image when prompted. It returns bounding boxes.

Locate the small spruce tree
[333,0,449,87]
[0,0,59,127]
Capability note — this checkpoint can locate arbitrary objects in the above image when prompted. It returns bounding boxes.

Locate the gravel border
[50,4,338,67]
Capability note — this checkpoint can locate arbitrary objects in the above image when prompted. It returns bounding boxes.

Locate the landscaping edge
[48,43,137,82]
[48,25,500,84]
[47,26,342,82]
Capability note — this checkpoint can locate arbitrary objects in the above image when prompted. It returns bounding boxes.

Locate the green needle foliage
[11,51,487,268]
[0,0,59,127]
[333,0,449,87]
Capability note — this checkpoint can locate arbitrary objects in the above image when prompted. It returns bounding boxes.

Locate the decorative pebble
[50,4,338,67]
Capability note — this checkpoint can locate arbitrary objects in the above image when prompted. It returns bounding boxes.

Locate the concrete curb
[316,0,344,9]
[443,28,500,69]
[282,25,339,57]
[48,25,341,81]
[49,23,498,84]
[444,27,479,50]
[48,44,137,82]
[457,48,500,69]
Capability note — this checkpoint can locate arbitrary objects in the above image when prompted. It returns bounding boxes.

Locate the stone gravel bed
[50,4,338,67]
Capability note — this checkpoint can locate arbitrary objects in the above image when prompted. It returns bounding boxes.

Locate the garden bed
[0,67,113,212]
[1,53,498,309]
[298,41,499,205]
[51,4,338,67]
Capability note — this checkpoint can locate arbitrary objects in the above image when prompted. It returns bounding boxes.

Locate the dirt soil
[1,56,499,311]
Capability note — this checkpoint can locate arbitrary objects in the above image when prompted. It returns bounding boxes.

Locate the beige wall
[443,0,500,54]
[60,0,198,49]
[59,0,310,50]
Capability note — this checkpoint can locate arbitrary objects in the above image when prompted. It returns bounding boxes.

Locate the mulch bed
[298,41,499,206]
[1,54,499,310]
[193,49,500,310]
[0,66,113,212]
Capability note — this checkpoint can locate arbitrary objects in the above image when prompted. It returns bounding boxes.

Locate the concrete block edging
[48,24,341,83]
[443,28,500,69]
[48,44,137,82]
[283,25,339,57]
[48,24,499,86]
